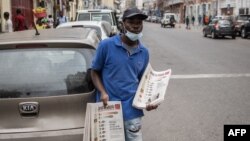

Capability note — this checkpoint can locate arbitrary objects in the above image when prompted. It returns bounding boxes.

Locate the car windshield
[0,48,94,98]
[78,13,90,21]
[78,13,112,25]
[238,15,250,20]
[91,13,112,25]
[219,20,231,25]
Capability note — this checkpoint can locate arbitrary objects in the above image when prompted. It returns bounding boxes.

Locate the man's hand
[146,104,158,111]
[101,92,109,107]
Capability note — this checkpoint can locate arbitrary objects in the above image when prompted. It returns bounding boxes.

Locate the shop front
[11,0,34,29]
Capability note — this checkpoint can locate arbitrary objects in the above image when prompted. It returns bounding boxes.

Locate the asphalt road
[141,22,250,141]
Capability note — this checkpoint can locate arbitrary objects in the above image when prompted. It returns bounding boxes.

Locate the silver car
[0,28,99,141]
[56,21,113,40]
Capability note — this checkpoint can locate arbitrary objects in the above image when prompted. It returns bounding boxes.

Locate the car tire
[203,30,207,37]
[241,28,247,38]
[232,35,236,39]
[211,31,216,39]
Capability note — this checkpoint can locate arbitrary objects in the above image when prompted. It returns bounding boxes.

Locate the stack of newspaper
[83,101,125,141]
[133,64,172,109]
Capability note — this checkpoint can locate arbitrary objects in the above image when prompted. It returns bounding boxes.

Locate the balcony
[114,0,120,5]
[164,0,184,7]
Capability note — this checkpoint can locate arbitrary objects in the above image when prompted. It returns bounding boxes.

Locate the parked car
[145,16,152,22]
[234,15,250,35]
[203,19,236,39]
[0,28,99,141]
[240,18,250,38]
[57,21,113,40]
[75,9,119,34]
[151,16,157,23]
[161,13,177,28]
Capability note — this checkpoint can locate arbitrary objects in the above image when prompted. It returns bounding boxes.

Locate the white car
[161,13,177,28]
[57,21,113,40]
[75,9,119,34]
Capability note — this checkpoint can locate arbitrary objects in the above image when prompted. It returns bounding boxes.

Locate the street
[141,22,250,141]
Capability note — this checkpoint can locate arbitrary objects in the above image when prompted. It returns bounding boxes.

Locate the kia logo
[19,102,39,114]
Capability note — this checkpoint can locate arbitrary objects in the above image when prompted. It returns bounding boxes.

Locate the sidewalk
[175,23,204,32]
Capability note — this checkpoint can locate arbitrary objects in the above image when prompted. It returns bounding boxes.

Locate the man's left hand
[146,104,158,111]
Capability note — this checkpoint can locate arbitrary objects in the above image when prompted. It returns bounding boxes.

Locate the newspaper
[83,101,125,141]
[132,63,171,109]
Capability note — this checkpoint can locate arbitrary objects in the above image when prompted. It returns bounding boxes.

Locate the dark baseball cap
[122,7,148,21]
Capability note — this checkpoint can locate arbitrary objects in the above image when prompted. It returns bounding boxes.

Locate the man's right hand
[101,92,109,107]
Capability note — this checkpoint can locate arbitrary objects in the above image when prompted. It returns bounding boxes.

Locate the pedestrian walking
[198,15,202,26]
[192,16,195,26]
[186,16,190,29]
[14,8,27,31]
[3,12,13,33]
[56,11,67,27]
[91,7,158,141]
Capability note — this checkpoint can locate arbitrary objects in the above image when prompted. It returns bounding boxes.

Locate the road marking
[171,73,250,79]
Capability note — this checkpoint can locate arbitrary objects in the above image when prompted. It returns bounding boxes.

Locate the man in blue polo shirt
[91,7,158,141]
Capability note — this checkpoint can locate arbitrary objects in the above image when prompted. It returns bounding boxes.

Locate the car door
[207,20,217,35]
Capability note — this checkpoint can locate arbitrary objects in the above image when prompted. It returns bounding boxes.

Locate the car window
[211,20,218,24]
[0,48,95,98]
[238,15,250,20]
[219,20,231,25]
[78,13,90,21]
[91,13,112,25]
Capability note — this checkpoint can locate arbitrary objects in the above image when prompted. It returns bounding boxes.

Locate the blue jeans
[124,117,142,141]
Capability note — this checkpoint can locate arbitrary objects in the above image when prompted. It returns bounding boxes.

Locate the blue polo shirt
[91,34,149,121]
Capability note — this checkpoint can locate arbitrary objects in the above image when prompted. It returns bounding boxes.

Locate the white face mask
[123,24,143,41]
[125,30,143,41]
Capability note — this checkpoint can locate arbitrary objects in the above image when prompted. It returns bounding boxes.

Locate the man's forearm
[90,69,107,94]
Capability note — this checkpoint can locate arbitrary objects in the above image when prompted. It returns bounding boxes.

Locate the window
[0,48,94,98]
[91,13,112,25]
[78,13,90,21]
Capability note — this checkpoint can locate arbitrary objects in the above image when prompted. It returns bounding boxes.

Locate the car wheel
[241,28,247,38]
[232,35,236,39]
[203,30,207,37]
[211,31,216,39]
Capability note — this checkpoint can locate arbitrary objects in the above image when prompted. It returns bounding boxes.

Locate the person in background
[48,15,54,28]
[56,11,67,27]
[3,12,13,33]
[198,15,202,26]
[186,16,190,29]
[192,16,195,26]
[14,8,27,31]
[91,7,158,141]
